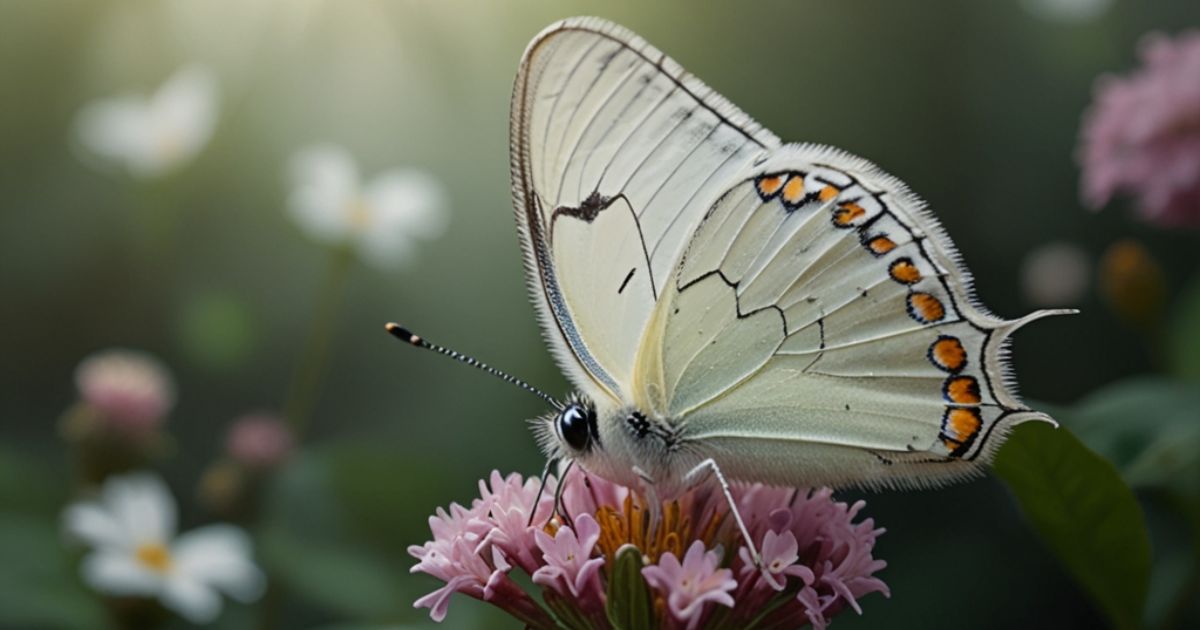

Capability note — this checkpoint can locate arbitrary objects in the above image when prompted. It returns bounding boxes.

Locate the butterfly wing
[511,17,780,406]
[633,144,1066,489]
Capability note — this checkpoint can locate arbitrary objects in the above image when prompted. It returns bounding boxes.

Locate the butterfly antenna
[385,322,562,409]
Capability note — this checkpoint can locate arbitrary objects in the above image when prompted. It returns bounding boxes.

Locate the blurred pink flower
[1079,30,1200,227]
[642,541,737,628]
[74,349,175,433]
[409,470,888,629]
[225,413,294,469]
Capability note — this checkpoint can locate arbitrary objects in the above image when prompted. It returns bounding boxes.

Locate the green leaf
[1167,273,1200,381]
[0,446,66,515]
[605,545,655,630]
[1062,378,1200,494]
[174,291,256,372]
[0,513,107,628]
[543,589,592,630]
[995,423,1151,630]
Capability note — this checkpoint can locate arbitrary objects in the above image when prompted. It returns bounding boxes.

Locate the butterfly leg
[527,457,560,527]
[554,460,578,529]
[682,458,783,590]
[632,466,664,528]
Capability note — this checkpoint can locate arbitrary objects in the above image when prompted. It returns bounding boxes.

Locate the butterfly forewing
[511,17,779,405]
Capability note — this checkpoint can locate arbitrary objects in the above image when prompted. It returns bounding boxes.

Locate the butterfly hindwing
[633,144,1060,489]
[511,17,779,406]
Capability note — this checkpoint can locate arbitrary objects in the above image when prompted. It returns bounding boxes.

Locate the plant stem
[282,246,353,437]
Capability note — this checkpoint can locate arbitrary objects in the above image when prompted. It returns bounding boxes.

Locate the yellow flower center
[543,489,734,629]
[155,127,185,164]
[345,197,372,231]
[587,493,729,565]
[135,542,172,572]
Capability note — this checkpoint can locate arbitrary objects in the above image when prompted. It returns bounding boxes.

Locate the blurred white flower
[287,145,448,269]
[75,66,219,178]
[63,473,264,624]
[1021,0,1113,23]
[1020,241,1091,307]
[75,349,176,434]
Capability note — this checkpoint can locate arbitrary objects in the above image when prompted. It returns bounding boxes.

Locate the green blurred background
[2,1,1198,628]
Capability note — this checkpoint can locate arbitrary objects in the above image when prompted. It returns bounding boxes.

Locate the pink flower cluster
[410,470,888,629]
[74,349,175,433]
[1079,30,1200,227]
[225,412,294,470]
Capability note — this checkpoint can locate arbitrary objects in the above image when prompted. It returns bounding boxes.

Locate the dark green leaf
[995,423,1151,630]
[0,513,107,628]
[1167,274,1200,381]
[0,446,66,515]
[605,544,655,630]
[543,589,592,630]
[1061,378,1200,494]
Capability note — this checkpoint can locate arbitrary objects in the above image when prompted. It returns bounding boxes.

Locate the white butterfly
[392,16,1067,563]
[506,16,1068,497]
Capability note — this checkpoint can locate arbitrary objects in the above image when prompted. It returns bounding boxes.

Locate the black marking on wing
[550,192,659,302]
[618,267,637,294]
[678,269,790,338]
[866,450,895,466]
[551,191,612,223]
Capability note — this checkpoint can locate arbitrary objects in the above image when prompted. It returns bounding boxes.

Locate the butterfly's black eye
[556,404,592,452]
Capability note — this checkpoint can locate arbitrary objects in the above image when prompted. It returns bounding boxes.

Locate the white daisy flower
[63,473,264,624]
[287,144,449,269]
[75,66,219,178]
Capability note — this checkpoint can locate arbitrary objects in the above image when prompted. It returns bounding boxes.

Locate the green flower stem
[128,177,178,264]
[282,245,354,437]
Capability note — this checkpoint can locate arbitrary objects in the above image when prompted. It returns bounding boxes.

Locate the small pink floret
[642,541,737,628]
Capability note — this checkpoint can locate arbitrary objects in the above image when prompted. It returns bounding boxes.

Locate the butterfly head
[533,394,600,458]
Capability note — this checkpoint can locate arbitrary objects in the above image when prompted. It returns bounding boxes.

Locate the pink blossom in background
[74,349,175,433]
[409,469,888,629]
[1079,30,1200,227]
[225,413,294,469]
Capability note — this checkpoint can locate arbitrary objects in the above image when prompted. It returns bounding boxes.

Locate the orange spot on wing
[907,292,945,323]
[866,235,896,255]
[756,174,786,198]
[929,336,967,373]
[889,258,922,285]
[945,407,982,444]
[945,376,981,404]
[819,185,839,202]
[833,202,865,227]
[782,175,807,205]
